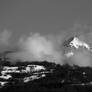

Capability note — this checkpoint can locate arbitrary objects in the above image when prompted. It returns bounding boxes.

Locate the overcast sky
[0,0,92,38]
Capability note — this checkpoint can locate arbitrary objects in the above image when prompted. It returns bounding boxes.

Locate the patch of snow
[0,74,12,80]
[33,65,45,71]
[2,66,20,74]
[3,66,18,70]
[27,65,45,71]
[23,74,46,83]
[0,81,8,87]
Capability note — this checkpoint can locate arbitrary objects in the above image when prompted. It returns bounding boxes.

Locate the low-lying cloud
[1,24,92,67]
[8,33,65,64]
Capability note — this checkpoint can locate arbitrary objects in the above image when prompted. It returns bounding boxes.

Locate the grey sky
[0,0,92,37]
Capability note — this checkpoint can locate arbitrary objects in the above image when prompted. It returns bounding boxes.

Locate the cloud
[5,23,92,67]
[8,33,65,64]
[63,23,92,67]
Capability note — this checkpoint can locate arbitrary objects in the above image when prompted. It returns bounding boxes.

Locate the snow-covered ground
[0,64,47,88]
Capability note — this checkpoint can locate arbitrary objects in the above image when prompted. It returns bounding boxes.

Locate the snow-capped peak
[70,37,90,50]
[65,37,91,58]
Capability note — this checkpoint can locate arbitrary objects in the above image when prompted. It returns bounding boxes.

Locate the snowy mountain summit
[70,37,90,50]
[65,36,92,57]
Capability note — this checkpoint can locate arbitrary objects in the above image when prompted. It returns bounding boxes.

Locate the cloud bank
[8,33,65,64]
[1,24,92,67]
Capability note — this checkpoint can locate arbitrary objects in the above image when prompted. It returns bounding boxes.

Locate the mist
[1,24,92,67]
[8,33,65,64]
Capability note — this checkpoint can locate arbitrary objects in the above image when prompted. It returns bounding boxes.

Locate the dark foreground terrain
[0,60,92,92]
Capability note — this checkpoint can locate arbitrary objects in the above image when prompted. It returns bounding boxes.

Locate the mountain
[0,37,92,92]
[0,61,92,92]
[64,36,91,57]
[0,63,46,86]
